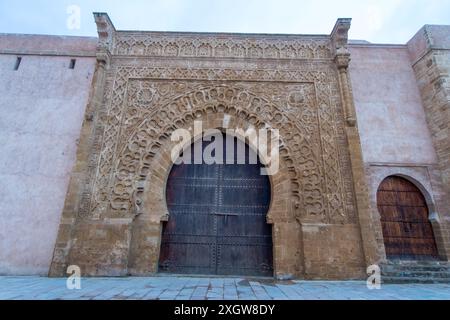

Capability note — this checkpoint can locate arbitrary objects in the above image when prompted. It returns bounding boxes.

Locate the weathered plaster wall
[349,45,437,165]
[0,34,97,275]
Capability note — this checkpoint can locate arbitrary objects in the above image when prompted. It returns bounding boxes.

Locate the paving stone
[142,289,164,300]
[1,276,450,300]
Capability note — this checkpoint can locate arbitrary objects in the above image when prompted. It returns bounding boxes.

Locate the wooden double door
[159,135,273,276]
[377,176,439,260]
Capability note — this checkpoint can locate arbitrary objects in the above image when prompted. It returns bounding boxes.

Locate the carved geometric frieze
[113,33,332,60]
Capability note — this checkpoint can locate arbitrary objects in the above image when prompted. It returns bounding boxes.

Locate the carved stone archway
[111,84,303,215]
[116,85,305,277]
[377,175,440,260]
[370,170,449,262]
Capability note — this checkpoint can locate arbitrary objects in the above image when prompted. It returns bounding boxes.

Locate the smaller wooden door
[377,176,439,260]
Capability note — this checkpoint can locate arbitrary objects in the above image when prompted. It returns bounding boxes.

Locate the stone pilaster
[48,13,114,277]
[332,18,380,267]
[408,25,450,259]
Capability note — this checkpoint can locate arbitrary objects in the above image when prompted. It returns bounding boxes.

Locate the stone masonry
[0,13,449,281]
[45,14,450,280]
[407,25,450,258]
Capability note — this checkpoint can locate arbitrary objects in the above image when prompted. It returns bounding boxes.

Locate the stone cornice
[0,49,96,57]
[0,33,97,57]
[93,13,349,61]
[331,18,352,58]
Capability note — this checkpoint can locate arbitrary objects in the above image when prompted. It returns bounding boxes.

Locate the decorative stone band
[112,33,332,60]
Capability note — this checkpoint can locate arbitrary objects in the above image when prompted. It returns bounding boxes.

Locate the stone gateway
[49,15,371,280]
[1,13,449,281]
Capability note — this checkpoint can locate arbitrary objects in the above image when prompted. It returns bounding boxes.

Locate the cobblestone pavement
[1,276,450,300]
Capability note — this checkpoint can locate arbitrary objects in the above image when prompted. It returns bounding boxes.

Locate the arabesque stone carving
[85,71,356,225]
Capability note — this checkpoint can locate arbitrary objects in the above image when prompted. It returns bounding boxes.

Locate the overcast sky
[0,0,449,44]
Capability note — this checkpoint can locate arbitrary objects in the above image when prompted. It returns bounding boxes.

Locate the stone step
[380,261,450,272]
[382,265,450,273]
[382,271,450,278]
[379,261,450,283]
[382,260,450,267]
[382,276,450,284]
